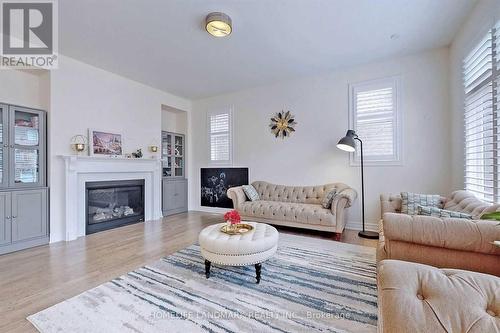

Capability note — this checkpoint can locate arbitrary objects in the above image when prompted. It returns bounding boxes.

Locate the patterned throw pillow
[401,192,441,215]
[242,185,260,201]
[417,205,473,219]
[321,189,337,209]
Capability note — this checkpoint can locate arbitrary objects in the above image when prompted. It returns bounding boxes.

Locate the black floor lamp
[337,130,379,239]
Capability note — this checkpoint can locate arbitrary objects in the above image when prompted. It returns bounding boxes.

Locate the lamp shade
[336,130,357,152]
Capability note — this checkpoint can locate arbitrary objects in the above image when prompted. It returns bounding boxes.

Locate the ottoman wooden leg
[205,260,211,279]
[255,263,262,284]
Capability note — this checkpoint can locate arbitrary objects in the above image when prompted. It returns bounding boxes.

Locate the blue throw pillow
[401,192,441,215]
[417,205,473,219]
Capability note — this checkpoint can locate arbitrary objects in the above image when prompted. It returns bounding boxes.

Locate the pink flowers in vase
[224,210,241,225]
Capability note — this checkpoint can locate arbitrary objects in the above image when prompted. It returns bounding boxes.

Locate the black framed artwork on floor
[200,167,249,208]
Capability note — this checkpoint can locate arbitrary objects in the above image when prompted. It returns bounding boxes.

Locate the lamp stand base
[358,230,379,239]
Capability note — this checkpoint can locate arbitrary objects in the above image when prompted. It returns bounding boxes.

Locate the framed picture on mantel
[89,129,123,156]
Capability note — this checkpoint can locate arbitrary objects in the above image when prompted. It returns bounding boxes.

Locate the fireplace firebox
[85,179,145,234]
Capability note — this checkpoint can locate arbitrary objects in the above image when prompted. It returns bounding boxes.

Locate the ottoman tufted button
[486,309,496,317]
[416,294,424,300]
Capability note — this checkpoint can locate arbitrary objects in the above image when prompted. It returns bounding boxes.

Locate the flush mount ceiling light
[205,12,232,37]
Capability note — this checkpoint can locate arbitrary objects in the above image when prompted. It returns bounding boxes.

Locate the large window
[208,109,232,165]
[349,76,402,165]
[463,23,499,202]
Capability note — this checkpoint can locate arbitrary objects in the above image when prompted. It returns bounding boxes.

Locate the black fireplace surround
[85,179,145,234]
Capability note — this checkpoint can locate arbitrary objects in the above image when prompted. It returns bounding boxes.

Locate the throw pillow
[480,212,500,221]
[242,185,260,201]
[401,192,441,215]
[321,189,337,209]
[417,205,473,219]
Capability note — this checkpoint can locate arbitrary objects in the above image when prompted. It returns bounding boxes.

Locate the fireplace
[85,179,145,234]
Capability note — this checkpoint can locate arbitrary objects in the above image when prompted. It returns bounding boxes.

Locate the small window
[348,76,402,165]
[208,109,232,165]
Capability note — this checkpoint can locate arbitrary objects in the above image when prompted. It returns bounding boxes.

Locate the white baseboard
[345,221,378,232]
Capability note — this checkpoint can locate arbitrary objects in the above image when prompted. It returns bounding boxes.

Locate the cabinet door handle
[3,144,7,148]
[12,216,17,218]
[9,145,13,148]
[5,216,10,219]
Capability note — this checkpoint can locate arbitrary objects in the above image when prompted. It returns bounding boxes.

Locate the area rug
[28,234,378,333]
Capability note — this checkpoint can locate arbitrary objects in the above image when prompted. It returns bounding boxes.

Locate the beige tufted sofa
[378,260,500,333]
[377,190,500,332]
[227,181,357,238]
[378,190,500,276]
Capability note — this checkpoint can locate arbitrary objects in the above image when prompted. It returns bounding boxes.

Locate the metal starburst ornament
[270,110,297,139]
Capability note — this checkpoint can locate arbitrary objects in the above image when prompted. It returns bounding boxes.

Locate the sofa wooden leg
[333,232,342,241]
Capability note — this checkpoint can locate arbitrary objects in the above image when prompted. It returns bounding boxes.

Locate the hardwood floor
[0,211,377,332]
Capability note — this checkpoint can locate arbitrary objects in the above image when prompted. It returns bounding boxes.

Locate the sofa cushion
[242,185,260,201]
[239,200,335,226]
[382,212,500,255]
[444,190,500,218]
[417,205,473,219]
[378,260,500,333]
[401,192,442,215]
[251,181,350,205]
[321,189,337,208]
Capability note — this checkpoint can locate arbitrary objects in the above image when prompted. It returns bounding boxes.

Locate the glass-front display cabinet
[161,131,185,178]
[0,104,45,188]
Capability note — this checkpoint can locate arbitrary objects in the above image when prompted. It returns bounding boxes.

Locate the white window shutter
[463,26,497,202]
[208,110,232,164]
[349,77,401,165]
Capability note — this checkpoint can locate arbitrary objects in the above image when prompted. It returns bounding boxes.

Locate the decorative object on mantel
[88,129,123,156]
[70,135,87,155]
[149,145,158,153]
[270,110,297,138]
[131,149,143,158]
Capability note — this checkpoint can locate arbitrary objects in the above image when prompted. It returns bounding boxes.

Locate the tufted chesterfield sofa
[377,190,500,332]
[227,181,357,239]
[377,259,500,333]
[378,190,500,276]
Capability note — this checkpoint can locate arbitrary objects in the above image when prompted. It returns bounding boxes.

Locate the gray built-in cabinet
[162,131,188,216]
[0,103,48,255]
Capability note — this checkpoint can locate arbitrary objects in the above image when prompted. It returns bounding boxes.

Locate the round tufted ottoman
[198,222,279,283]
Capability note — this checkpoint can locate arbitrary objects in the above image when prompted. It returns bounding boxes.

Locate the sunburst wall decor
[270,110,297,139]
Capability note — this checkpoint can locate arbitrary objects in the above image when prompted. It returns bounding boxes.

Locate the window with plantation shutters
[463,22,500,203]
[208,110,232,164]
[348,77,402,165]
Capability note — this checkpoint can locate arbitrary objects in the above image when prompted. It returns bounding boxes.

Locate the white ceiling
[59,0,477,99]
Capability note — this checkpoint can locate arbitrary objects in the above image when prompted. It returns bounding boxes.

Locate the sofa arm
[382,212,500,255]
[227,186,247,209]
[331,187,357,215]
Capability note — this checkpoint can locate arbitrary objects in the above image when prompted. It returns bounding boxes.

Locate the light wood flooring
[0,211,377,332]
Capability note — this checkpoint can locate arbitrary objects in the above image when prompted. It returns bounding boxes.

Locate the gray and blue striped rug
[28,234,377,333]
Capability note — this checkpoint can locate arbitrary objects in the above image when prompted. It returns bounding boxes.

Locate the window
[208,109,232,164]
[349,76,402,165]
[463,22,500,202]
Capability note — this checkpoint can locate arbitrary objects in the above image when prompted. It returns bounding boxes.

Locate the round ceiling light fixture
[205,12,232,37]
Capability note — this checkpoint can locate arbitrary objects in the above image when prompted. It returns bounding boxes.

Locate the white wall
[47,55,191,242]
[162,105,188,134]
[190,48,452,229]
[449,0,500,190]
[0,69,49,110]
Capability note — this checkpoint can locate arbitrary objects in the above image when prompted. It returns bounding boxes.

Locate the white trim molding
[60,155,162,241]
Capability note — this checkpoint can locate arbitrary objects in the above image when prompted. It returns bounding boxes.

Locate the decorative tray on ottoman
[220,223,254,235]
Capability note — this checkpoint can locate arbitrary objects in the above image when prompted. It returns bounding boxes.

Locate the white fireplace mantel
[61,155,162,241]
